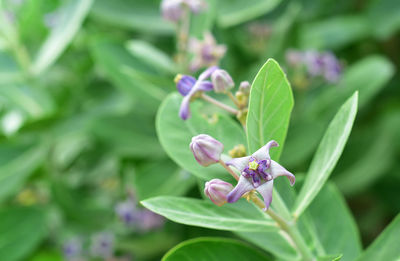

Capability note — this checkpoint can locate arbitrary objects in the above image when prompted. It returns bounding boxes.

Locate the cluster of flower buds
[190,134,295,209]
[115,198,164,231]
[161,0,206,22]
[188,32,227,72]
[286,49,342,83]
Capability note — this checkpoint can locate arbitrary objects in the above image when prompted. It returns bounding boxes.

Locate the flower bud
[239,81,251,95]
[161,0,183,22]
[204,179,233,206]
[211,69,234,93]
[190,134,223,166]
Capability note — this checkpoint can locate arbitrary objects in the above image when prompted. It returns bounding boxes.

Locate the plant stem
[226,92,241,108]
[176,6,191,72]
[250,194,314,261]
[219,160,239,181]
[201,93,239,115]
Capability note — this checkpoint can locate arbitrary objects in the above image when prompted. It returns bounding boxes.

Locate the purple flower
[177,66,217,120]
[161,0,206,22]
[90,232,114,259]
[204,179,233,206]
[190,134,224,166]
[188,32,226,72]
[321,52,341,83]
[62,238,82,260]
[303,50,324,76]
[138,210,165,231]
[226,140,295,210]
[115,199,141,226]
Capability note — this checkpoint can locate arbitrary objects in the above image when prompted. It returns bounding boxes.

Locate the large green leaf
[0,207,47,261]
[309,184,362,261]
[163,237,271,261]
[366,0,400,39]
[32,0,93,75]
[356,214,400,261]
[293,92,358,217]
[217,0,282,27]
[0,140,47,202]
[141,196,277,232]
[90,0,173,34]
[246,58,294,160]
[156,93,246,180]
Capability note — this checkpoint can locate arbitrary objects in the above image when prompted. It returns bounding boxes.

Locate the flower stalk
[200,93,239,115]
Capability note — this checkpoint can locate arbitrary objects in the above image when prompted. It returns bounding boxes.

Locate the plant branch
[219,160,239,181]
[201,93,239,115]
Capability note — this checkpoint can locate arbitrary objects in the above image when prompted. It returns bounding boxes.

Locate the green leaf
[0,207,47,261]
[355,214,400,261]
[133,160,196,200]
[237,230,299,260]
[366,0,400,39]
[246,58,294,160]
[299,15,369,50]
[317,255,343,261]
[90,0,173,34]
[141,196,277,232]
[32,0,93,75]
[293,92,358,217]
[217,0,282,27]
[156,93,246,180]
[126,40,176,74]
[163,237,271,261]
[189,0,216,37]
[0,140,47,203]
[309,184,361,261]
[91,39,167,113]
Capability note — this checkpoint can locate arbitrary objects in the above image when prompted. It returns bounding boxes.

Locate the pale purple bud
[204,179,233,206]
[161,0,184,22]
[190,134,224,166]
[211,69,234,93]
[90,232,114,259]
[239,81,251,94]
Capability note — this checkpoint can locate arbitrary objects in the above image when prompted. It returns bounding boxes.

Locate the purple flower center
[242,157,272,187]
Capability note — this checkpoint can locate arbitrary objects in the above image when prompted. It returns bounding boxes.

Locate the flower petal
[255,180,274,210]
[226,156,251,172]
[252,140,279,160]
[198,66,218,81]
[226,175,254,203]
[197,81,213,92]
[179,95,191,120]
[270,160,295,186]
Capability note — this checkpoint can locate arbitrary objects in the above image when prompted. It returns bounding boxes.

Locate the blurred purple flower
[62,238,82,260]
[188,33,226,72]
[138,210,165,231]
[115,199,140,226]
[90,232,114,259]
[176,66,217,120]
[161,0,206,22]
[226,140,295,210]
[321,52,342,83]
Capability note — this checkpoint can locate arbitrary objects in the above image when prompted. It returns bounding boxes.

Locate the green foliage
[293,92,358,217]
[163,237,271,261]
[142,197,277,232]
[246,58,294,160]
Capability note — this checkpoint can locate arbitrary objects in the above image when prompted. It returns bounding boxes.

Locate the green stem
[250,194,314,261]
[201,93,239,115]
[176,6,191,72]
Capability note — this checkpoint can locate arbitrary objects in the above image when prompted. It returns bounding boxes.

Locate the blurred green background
[0,0,399,260]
